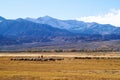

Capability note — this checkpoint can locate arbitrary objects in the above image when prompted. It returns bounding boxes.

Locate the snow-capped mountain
[0,16,120,49]
[26,16,120,35]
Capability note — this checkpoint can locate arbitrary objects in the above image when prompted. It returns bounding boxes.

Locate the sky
[0,0,120,26]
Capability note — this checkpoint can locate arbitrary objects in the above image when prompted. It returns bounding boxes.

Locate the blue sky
[0,0,119,19]
[0,0,120,26]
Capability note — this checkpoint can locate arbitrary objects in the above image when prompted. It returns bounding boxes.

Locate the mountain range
[26,16,120,34]
[0,16,120,51]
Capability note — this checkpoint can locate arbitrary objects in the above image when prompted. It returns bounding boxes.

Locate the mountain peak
[37,16,55,20]
[43,15,52,18]
[16,18,25,21]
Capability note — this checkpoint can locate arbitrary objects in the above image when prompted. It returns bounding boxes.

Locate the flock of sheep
[11,56,64,61]
[10,55,120,62]
[74,57,120,59]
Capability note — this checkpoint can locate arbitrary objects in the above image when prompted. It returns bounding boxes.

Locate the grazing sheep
[10,56,64,61]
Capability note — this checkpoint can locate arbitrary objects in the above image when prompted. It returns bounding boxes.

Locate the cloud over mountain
[77,9,120,27]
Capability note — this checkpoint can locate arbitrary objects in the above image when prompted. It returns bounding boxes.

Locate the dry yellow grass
[0,52,120,80]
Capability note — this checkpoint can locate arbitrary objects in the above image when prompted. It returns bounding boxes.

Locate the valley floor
[0,52,120,80]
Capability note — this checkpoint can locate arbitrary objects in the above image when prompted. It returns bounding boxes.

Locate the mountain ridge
[26,16,120,35]
[0,16,120,51]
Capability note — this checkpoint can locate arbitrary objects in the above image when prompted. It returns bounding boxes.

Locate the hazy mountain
[26,16,73,29]
[26,16,120,35]
[0,19,73,37]
[0,18,76,45]
[0,16,120,51]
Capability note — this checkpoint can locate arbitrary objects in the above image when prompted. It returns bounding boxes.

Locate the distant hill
[0,16,120,51]
[0,18,75,45]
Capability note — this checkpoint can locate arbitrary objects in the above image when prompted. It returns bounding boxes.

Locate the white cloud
[77,9,120,27]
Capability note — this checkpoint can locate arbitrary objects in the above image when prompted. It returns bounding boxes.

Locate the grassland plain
[0,52,120,80]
